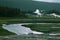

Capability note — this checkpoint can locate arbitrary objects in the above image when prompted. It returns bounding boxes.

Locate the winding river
[2,23,44,35]
[1,23,60,40]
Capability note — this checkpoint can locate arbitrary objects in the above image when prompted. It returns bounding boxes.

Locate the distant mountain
[0,0,60,11]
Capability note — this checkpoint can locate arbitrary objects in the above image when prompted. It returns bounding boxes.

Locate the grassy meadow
[0,6,60,36]
[23,23,60,33]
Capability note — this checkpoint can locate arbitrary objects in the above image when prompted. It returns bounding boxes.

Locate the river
[2,23,44,35]
[1,23,60,40]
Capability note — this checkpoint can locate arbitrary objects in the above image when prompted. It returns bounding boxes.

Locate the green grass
[0,17,60,36]
[23,23,60,33]
[4,17,60,23]
[0,17,60,23]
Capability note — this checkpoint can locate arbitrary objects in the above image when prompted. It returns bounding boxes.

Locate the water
[2,23,44,35]
[1,23,60,40]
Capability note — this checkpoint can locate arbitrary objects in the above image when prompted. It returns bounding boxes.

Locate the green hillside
[0,0,60,11]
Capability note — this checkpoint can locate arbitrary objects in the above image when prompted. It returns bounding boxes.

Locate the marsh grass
[23,24,60,33]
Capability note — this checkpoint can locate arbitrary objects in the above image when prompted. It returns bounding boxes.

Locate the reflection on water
[2,24,44,35]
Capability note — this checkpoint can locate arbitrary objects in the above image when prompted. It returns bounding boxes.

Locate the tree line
[46,10,60,15]
[0,7,31,17]
[0,6,60,17]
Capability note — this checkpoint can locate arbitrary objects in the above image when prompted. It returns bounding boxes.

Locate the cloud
[33,0,60,3]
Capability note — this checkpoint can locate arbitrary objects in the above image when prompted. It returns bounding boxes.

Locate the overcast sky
[33,0,60,3]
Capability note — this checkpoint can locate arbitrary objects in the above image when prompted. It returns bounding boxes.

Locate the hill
[0,0,60,11]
